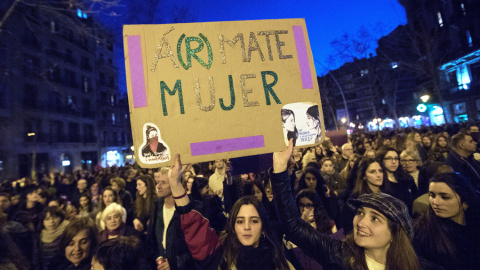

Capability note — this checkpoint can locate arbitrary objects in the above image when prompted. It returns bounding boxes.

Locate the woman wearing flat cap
[269,139,420,270]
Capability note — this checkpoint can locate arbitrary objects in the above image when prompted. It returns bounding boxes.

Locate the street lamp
[28,132,36,181]
[420,95,430,103]
[341,117,346,124]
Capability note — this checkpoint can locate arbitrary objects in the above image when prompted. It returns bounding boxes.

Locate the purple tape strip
[190,135,265,156]
[292,26,313,89]
[127,35,148,108]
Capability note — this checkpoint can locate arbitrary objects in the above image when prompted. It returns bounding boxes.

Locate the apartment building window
[466,30,473,47]
[65,48,76,64]
[360,69,368,76]
[437,12,444,27]
[84,124,95,143]
[81,56,91,71]
[470,62,480,82]
[23,85,38,108]
[112,113,116,125]
[50,21,57,33]
[51,121,64,142]
[461,3,466,16]
[23,55,39,75]
[48,91,62,113]
[110,95,115,106]
[68,123,80,142]
[47,63,61,82]
[447,70,458,88]
[0,79,6,108]
[64,69,77,88]
[82,76,90,92]
[99,72,106,86]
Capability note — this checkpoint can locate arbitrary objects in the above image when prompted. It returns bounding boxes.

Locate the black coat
[445,151,480,191]
[145,198,194,270]
[270,169,353,270]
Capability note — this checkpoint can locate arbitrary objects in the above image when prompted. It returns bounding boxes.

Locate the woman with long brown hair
[167,155,293,270]
[133,175,158,232]
[414,173,480,269]
[338,157,389,234]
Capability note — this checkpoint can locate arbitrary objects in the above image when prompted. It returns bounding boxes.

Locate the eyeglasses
[384,157,399,162]
[401,159,417,163]
[298,203,314,210]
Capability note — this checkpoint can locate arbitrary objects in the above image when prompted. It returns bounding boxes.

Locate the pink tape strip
[190,135,265,156]
[292,26,313,89]
[127,35,148,108]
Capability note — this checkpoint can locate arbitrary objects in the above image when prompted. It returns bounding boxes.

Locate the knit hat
[348,192,414,239]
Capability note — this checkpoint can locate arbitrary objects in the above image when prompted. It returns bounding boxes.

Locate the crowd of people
[0,121,480,270]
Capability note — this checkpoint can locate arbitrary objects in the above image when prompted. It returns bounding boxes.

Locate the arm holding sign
[168,154,221,265]
[270,139,346,267]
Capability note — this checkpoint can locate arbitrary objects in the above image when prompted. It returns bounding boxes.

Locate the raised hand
[273,139,294,173]
[168,154,190,207]
[168,154,185,187]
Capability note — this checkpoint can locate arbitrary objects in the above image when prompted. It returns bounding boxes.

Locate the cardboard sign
[123,19,324,168]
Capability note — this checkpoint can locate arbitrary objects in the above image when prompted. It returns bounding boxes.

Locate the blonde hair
[400,150,422,166]
[101,203,126,224]
[302,151,316,168]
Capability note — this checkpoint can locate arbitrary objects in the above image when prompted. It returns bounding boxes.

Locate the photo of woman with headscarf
[141,125,166,158]
[281,108,299,146]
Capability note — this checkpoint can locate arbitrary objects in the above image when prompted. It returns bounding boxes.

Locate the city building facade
[0,1,130,180]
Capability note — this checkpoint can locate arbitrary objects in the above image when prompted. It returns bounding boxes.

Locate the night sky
[102,0,407,93]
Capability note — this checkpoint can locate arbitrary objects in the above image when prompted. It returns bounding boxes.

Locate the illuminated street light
[341,117,346,123]
[420,95,430,103]
[28,133,35,136]
[417,104,427,112]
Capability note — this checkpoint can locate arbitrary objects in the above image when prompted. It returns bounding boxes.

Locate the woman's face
[79,197,89,208]
[27,191,39,202]
[91,183,98,193]
[414,133,421,142]
[183,171,192,182]
[65,230,91,266]
[306,114,319,130]
[304,173,317,190]
[283,114,295,132]
[43,213,61,231]
[299,197,315,228]
[136,180,147,197]
[253,184,263,202]
[429,182,466,224]
[234,204,262,247]
[365,150,375,158]
[400,155,418,173]
[102,190,115,206]
[384,139,391,146]
[321,160,335,175]
[186,178,194,191]
[437,137,447,147]
[382,151,399,173]
[365,162,383,189]
[200,185,210,196]
[105,211,122,231]
[111,182,120,192]
[353,207,392,255]
[315,146,322,156]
